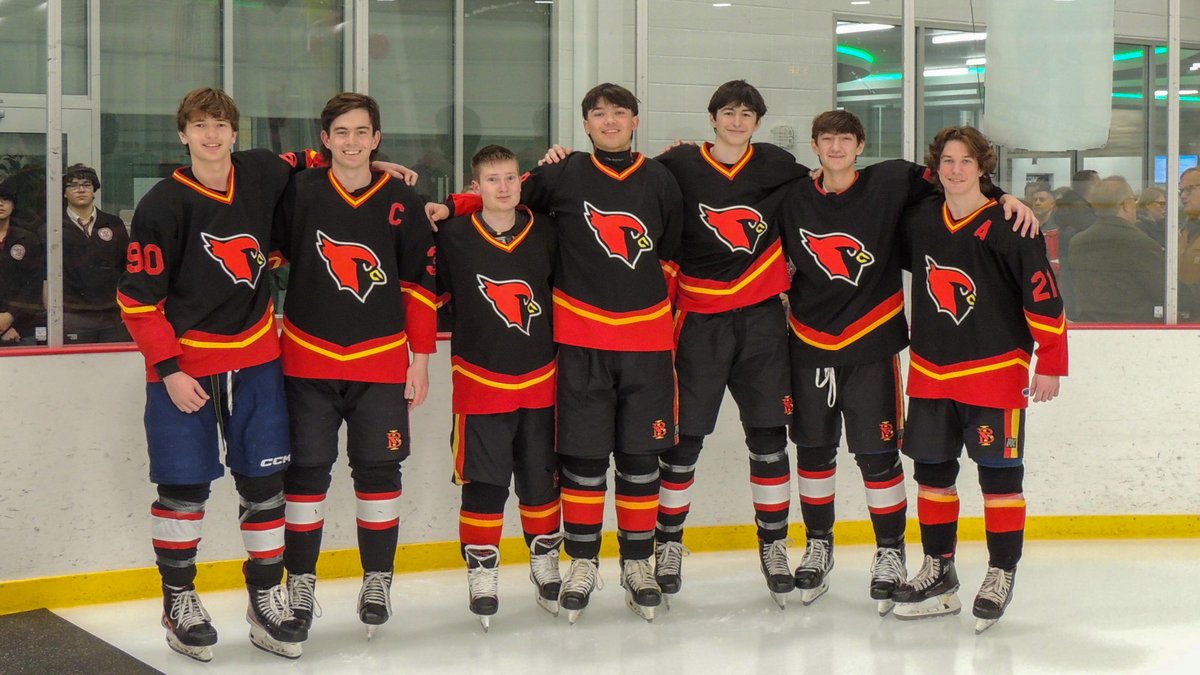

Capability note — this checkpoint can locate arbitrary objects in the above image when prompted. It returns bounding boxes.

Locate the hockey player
[118,88,323,661]
[892,125,1067,633]
[434,145,560,631]
[276,92,437,642]
[775,110,1035,612]
[429,83,683,623]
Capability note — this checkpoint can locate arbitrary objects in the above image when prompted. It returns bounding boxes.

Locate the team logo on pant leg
[315,230,387,302]
[977,425,995,446]
[925,256,977,325]
[798,230,875,286]
[583,201,652,269]
[476,274,542,335]
[698,204,767,254]
[880,420,896,442]
[201,233,266,287]
[386,429,403,451]
[652,419,668,440]
[782,395,794,416]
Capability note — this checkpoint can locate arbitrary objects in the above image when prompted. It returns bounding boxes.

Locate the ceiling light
[924,67,969,78]
[930,32,986,44]
[965,57,986,66]
[713,2,732,6]
[836,22,894,34]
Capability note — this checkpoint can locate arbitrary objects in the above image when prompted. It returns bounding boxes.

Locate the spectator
[0,183,46,344]
[1025,181,1058,230]
[1054,169,1100,318]
[1135,186,1167,248]
[1068,176,1165,323]
[62,163,131,343]
[1178,167,1200,285]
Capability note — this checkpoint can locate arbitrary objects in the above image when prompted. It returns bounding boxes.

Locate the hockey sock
[233,472,286,588]
[796,444,838,541]
[979,464,1026,569]
[614,452,660,560]
[656,435,703,544]
[151,483,211,588]
[283,464,333,575]
[746,425,790,542]
[855,451,908,548]
[519,498,561,550]
[352,461,403,573]
[913,460,961,559]
[460,481,508,556]
[559,456,608,560]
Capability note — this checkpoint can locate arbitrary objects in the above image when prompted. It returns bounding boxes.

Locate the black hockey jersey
[904,197,1068,409]
[0,224,45,336]
[278,168,437,384]
[435,207,556,414]
[118,148,324,380]
[778,160,942,367]
[655,142,806,313]
[63,209,128,312]
[450,150,683,352]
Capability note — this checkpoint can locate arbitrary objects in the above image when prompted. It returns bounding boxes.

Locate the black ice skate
[758,538,795,609]
[464,544,501,632]
[869,546,907,616]
[558,557,602,625]
[973,566,1017,634]
[794,537,834,605]
[654,540,688,605]
[357,571,393,639]
[162,584,218,663]
[620,557,662,622]
[246,584,306,659]
[892,555,961,621]
[528,534,563,617]
[285,572,321,631]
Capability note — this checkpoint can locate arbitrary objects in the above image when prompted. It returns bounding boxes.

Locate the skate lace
[286,573,323,619]
[761,538,792,577]
[562,558,603,596]
[465,545,501,600]
[871,547,906,584]
[799,538,832,573]
[976,567,1013,605]
[655,540,689,578]
[253,584,294,624]
[622,558,657,591]
[908,556,945,592]
[169,589,212,630]
[360,571,393,615]
[529,534,563,586]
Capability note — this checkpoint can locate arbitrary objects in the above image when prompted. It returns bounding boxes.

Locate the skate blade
[625,595,656,622]
[799,582,828,606]
[975,617,999,634]
[877,599,895,616]
[536,594,560,617]
[770,592,787,610]
[365,625,377,641]
[662,593,673,611]
[248,626,302,659]
[479,615,490,633]
[566,609,582,625]
[166,634,214,663]
[892,592,962,620]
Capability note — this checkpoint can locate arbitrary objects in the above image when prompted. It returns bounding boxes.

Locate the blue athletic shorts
[144,359,291,484]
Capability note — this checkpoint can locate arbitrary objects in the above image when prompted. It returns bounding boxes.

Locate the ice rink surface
[57,539,1200,675]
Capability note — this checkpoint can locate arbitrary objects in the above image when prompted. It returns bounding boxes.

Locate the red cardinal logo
[201,233,266,287]
[583,201,653,269]
[799,230,875,286]
[698,204,768,254]
[925,255,977,324]
[315,230,388,303]
[477,274,542,335]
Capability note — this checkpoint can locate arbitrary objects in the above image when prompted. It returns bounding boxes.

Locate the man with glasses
[62,164,131,343]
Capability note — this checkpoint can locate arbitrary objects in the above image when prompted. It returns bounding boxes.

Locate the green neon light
[836,45,876,64]
[1112,92,1143,99]
[861,72,902,81]
[1114,46,1170,61]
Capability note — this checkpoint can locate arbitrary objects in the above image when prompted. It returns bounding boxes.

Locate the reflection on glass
[0,133,46,346]
[836,20,902,162]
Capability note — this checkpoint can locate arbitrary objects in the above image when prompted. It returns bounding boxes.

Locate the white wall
[1,328,1198,582]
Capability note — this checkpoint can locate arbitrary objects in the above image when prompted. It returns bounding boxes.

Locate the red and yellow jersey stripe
[280,318,410,383]
[450,357,556,415]
[788,290,905,351]
[676,239,789,313]
[552,289,674,352]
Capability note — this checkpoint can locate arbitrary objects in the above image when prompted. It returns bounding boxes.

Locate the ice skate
[285,572,321,631]
[357,571,393,639]
[654,540,689,604]
[161,584,217,663]
[758,538,795,609]
[464,544,500,632]
[620,557,662,622]
[869,546,906,616]
[973,566,1016,634]
[246,584,305,659]
[529,533,563,617]
[892,555,961,621]
[558,557,602,625]
[793,537,834,605]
